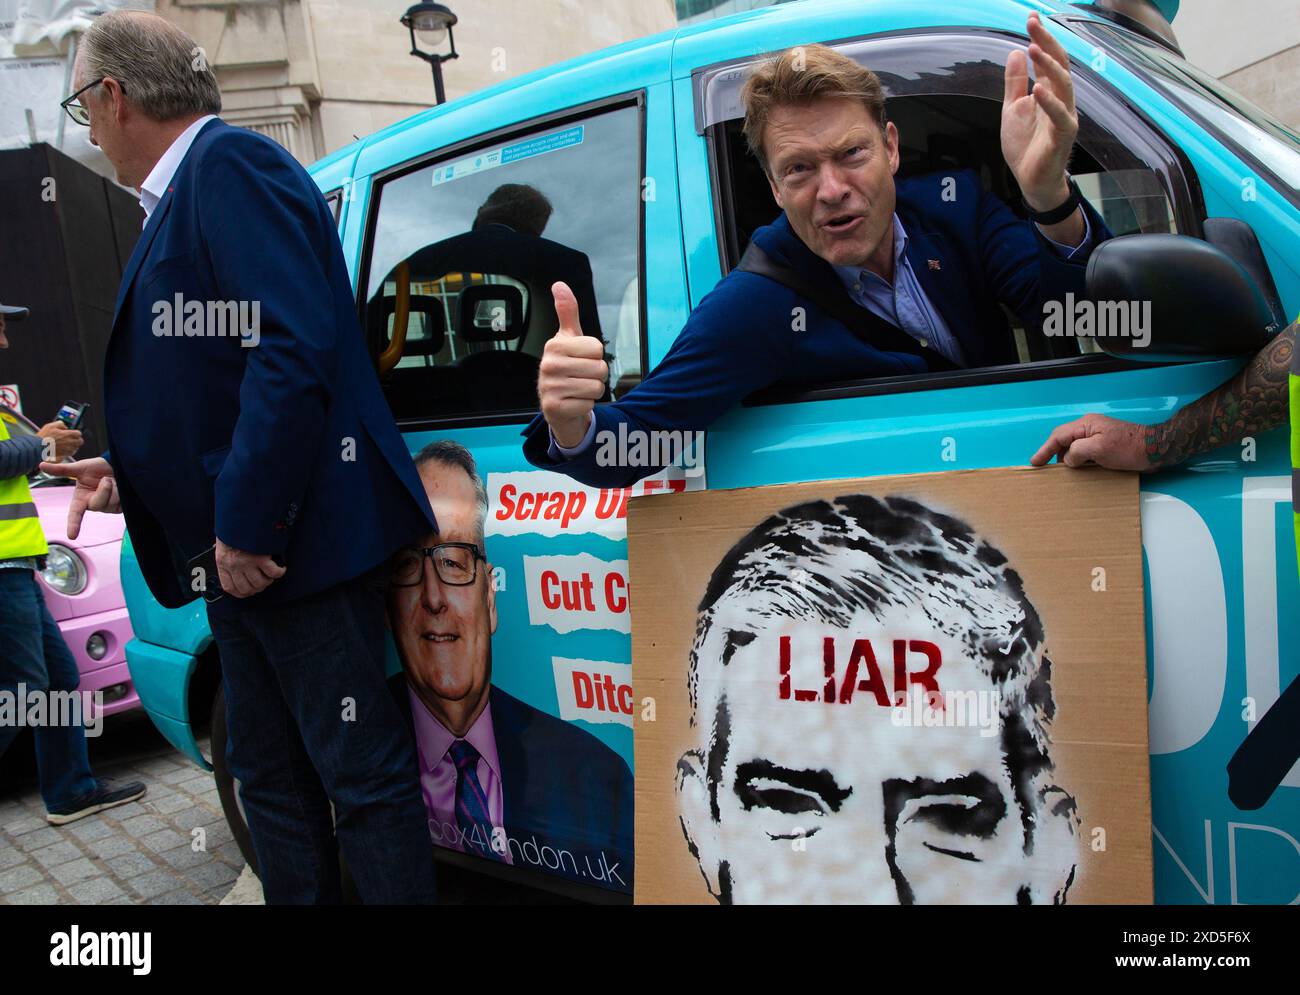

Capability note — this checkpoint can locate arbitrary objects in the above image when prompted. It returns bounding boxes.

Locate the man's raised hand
[538,281,608,449]
[39,456,120,540]
[1001,11,1079,213]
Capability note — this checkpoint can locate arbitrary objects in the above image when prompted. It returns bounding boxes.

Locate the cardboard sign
[629,465,1151,904]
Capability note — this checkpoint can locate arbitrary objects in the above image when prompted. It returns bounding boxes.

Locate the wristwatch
[1024,175,1082,225]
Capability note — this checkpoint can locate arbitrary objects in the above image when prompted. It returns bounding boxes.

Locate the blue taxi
[121,0,1300,904]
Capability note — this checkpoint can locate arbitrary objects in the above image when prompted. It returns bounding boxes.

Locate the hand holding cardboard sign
[538,281,608,449]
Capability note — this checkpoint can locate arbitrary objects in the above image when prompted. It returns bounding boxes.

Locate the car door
[347,52,691,900]
[672,12,1300,905]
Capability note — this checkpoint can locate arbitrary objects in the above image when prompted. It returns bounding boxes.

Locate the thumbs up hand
[538,281,608,449]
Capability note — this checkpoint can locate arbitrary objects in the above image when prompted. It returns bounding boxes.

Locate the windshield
[1074,20,1300,205]
[2,406,35,440]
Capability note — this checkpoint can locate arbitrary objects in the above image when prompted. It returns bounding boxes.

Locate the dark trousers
[0,568,97,811]
[208,562,438,904]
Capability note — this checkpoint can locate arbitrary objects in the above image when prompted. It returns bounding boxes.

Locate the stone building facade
[159,0,676,163]
[1174,0,1299,131]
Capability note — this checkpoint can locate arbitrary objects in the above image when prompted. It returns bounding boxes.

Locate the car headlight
[41,544,88,595]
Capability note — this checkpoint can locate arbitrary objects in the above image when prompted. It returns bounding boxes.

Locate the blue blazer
[522,169,1110,488]
[104,119,434,615]
[390,676,634,889]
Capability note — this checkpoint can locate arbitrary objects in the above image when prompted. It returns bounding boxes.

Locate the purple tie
[449,739,506,862]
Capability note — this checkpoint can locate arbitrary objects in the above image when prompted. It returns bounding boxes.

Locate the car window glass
[1077,20,1300,202]
[362,105,644,421]
[1,407,35,440]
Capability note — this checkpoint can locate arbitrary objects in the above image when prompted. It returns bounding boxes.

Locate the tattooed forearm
[1145,321,1295,469]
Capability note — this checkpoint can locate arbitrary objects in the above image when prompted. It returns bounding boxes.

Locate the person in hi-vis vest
[1032,316,1300,811]
[0,300,146,824]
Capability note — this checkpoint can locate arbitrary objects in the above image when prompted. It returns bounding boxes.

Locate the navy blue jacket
[104,120,435,614]
[390,676,634,889]
[0,434,43,480]
[522,169,1109,488]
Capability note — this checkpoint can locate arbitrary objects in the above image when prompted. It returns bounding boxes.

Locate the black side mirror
[1084,232,1283,362]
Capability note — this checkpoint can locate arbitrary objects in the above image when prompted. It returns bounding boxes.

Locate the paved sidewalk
[1,714,572,905]
[0,724,245,906]
[220,864,264,904]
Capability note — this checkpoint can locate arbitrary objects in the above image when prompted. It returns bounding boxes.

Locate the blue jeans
[208,561,438,904]
[0,569,97,811]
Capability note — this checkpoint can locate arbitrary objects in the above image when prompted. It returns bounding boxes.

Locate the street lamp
[401,2,460,105]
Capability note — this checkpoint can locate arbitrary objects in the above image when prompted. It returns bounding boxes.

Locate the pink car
[3,406,139,718]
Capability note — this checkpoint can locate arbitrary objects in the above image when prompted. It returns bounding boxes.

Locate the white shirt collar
[138,114,218,227]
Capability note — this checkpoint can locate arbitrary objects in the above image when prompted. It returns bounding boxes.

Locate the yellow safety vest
[0,411,49,559]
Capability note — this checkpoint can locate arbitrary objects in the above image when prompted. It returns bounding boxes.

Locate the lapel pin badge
[928,259,942,271]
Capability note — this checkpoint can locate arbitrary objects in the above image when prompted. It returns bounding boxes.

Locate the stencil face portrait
[675,495,1079,904]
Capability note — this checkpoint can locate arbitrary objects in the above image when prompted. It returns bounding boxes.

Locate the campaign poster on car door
[381,427,704,895]
[629,465,1153,904]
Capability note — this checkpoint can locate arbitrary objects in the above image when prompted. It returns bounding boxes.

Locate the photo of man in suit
[387,440,633,890]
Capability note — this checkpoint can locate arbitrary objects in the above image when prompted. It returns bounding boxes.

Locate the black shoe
[46,779,147,825]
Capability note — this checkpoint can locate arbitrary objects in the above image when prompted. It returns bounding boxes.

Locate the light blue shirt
[832,214,966,367]
[832,211,1094,369]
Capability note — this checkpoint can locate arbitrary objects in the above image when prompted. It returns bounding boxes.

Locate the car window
[361,102,645,422]
[1075,19,1300,208]
[1,406,35,440]
[698,30,1196,368]
[325,188,343,226]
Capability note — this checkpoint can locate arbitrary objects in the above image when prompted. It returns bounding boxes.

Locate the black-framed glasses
[390,542,484,587]
[60,77,117,126]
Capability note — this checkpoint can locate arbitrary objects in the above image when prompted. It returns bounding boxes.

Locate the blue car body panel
[120,533,213,768]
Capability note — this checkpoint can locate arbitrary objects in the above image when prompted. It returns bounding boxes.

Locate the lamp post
[401,2,460,105]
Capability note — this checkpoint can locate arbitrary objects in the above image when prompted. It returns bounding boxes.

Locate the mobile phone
[56,401,88,430]
[187,545,225,604]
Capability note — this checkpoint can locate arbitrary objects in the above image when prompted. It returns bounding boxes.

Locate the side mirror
[1084,232,1283,362]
